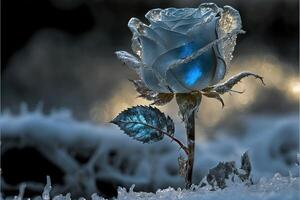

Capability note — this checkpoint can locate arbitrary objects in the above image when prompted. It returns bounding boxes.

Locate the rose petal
[161,8,196,20]
[166,48,217,92]
[141,68,169,93]
[146,7,197,29]
[115,51,142,74]
[151,42,196,84]
[211,47,227,85]
[173,5,220,34]
[139,35,165,67]
[131,34,142,57]
[171,18,203,34]
[153,27,190,49]
[186,14,218,45]
[217,6,242,66]
[145,8,170,29]
[128,18,165,46]
[152,41,215,92]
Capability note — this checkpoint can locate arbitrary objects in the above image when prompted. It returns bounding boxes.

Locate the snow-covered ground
[3,174,299,200]
[1,106,299,199]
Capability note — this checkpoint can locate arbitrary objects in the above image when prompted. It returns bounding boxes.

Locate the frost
[116,174,299,200]
[1,106,299,198]
[115,51,142,74]
[130,79,174,106]
[111,106,174,143]
[2,175,299,200]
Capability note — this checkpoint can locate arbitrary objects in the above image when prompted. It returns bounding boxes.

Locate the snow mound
[115,174,299,200]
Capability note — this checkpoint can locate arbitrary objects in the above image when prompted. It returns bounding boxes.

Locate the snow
[116,174,299,200]
[1,105,299,199]
[2,174,299,200]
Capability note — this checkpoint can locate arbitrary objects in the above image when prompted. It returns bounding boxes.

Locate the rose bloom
[116,3,242,93]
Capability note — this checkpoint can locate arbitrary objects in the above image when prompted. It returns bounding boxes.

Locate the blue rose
[116,3,242,93]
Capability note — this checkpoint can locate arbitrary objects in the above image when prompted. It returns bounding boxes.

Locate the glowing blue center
[184,64,202,86]
[180,43,194,59]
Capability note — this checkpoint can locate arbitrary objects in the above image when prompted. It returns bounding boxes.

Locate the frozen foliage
[0,105,186,197]
[198,114,299,179]
[111,106,175,143]
[1,105,299,198]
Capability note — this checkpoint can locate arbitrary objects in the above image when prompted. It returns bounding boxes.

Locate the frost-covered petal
[128,18,165,46]
[118,3,243,93]
[172,3,220,34]
[115,51,142,74]
[131,34,142,57]
[146,8,197,29]
[161,7,196,20]
[145,8,170,29]
[217,5,242,66]
[128,18,163,61]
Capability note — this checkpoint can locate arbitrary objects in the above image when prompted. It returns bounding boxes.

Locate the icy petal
[153,27,190,49]
[139,35,165,66]
[115,51,142,74]
[128,18,165,46]
[217,6,242,66]
[166,47,216,92]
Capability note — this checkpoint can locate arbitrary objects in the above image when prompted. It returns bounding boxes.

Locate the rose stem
[185,110,195,189]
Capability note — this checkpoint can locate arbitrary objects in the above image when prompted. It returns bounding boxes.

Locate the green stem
[185,110,195,189]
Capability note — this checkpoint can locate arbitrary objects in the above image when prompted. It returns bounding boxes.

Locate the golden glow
[292,83,300,93]
[288,79,300,96]
[91,53,298,130]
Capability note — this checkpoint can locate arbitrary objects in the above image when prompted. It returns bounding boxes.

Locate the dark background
[2,0,299,121]
[1,0,299,198]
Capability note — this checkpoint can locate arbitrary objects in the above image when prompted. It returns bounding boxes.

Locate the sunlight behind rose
[91,53,297,129]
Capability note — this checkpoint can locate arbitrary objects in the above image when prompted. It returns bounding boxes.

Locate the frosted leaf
[202,91,224,108]
[211,71,265,94]
[217,6,242,66]
[111,106,175,143]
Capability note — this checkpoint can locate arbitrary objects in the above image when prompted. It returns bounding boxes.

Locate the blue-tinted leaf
[111,106,174,143]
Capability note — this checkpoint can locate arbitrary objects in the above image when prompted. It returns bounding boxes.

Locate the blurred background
[1,0,299,199]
